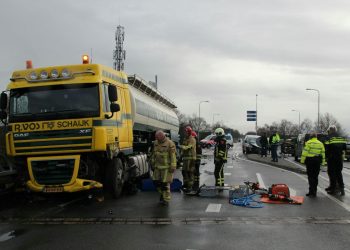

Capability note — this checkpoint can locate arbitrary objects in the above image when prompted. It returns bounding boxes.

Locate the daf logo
[14,133,30,138]
[79,129,91,134]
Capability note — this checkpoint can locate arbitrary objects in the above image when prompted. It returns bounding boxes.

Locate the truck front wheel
[106,157,124,198]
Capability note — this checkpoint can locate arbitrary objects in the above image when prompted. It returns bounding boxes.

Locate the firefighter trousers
[193,159,201,190]
[182,159,195,189]
[214,160,225,187]
[153,168,173,202]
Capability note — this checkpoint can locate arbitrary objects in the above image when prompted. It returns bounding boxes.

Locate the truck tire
[107,157,124,198]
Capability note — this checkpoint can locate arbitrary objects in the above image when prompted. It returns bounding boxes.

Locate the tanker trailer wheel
[106,157,125,198]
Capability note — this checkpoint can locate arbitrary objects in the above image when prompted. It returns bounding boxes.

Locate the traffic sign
[246,110,257,121]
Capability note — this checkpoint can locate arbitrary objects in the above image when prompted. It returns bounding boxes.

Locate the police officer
[179,126,196,192]
[191,131,202,191]
[213,128,228,187]
[324,125,346,195]
[300,132,326,197]
[270,131,280,162]
[151,130,177,206]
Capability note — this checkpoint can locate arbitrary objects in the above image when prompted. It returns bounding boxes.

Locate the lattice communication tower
[113,25,126,71]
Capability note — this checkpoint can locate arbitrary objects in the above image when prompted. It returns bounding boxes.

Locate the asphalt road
[0,143,349,250]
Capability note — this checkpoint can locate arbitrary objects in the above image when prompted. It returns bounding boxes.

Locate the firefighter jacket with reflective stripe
[214,136,227,161]
[152,138,177,170]
[271,133,280,145]
[324,134,347,160]
[181,135,196,160]
[301,137,325,165]
[195,142,202,163]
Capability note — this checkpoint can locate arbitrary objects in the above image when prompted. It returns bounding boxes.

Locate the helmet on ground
[185,126,192,135]
[191,131,197,138]
[215,128,225,136]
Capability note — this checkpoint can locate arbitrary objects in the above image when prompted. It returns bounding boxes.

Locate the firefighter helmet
[191,131,197,138]
[215,128,225,136]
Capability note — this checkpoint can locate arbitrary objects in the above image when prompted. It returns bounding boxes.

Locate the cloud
[1,0,350,134]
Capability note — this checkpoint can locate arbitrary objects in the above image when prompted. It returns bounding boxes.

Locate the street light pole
[256,94,258,133]
[198,100,209,138]
[306,88,320,132]
[212,113,220,125]
[292,109,300,133]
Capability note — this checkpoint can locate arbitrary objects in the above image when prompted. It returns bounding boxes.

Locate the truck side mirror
[108,85,118,102]
[0,92,8,110]
[105,103,120,119]
[110,103,120,113]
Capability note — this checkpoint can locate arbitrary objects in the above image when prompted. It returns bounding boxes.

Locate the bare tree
[300,118,313,133]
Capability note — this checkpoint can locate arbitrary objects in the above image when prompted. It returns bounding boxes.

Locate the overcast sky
[1,0,350,134]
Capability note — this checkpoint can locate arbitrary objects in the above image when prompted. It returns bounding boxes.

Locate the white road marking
[242,158,350,212]
[224,173,231,176]
[256,173,266,189]
[226,165,234,169]
[205,203,222,213]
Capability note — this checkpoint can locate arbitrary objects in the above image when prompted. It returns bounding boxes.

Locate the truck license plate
[43,186,64,193]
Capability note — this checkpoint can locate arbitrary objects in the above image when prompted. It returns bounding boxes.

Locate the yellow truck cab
[0,58,179,197]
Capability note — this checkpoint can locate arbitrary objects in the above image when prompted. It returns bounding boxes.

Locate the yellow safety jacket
[300,137,325,165]
[181,135,196,160]
[271,133,280,144]
[152,138,177,170]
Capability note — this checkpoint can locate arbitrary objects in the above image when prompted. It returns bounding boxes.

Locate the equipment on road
[0,58,179,198]
[261,183,304,205]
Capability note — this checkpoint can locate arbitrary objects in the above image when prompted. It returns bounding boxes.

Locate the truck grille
[13,129,92,155]
[31,159,75,185]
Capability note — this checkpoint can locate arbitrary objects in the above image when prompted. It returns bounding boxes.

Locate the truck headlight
[51,69,59,78]
[40,70,48,79]
[29,71,38,80]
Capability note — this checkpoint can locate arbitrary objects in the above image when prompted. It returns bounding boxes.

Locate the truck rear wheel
[106,157,124,198]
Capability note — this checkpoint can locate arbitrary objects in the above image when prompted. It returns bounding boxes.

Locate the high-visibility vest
[271,134,280,144]
[300,137,325,165]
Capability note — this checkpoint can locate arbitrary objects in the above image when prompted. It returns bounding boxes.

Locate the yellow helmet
[215,128,225,136]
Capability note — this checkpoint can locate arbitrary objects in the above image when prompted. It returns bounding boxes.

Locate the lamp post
[256,94,258,133]
[306,88,320,132]
[212,113,220,125]
[198,100,209,138]
[292,109,300,133]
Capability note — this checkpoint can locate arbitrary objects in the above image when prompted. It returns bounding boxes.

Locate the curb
[245,155,307,175]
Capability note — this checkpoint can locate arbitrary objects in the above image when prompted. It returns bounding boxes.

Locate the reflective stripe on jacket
[152,138,177,170]
[214,137,227,161]
[324,136,347,160]
[300,137,325,165]
[271,134,280,144]
[181,135,196,160]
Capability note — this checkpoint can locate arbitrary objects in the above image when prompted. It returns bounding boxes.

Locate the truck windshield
[9,83,99,122]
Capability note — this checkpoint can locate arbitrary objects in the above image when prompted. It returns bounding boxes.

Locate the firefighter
[300,132,326,197]
[324,125,346,195]
[179,126,196,192]
[151,130,177,206]
[213,128,228,188]
[270,131,280,162]
[191,131,202,191]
